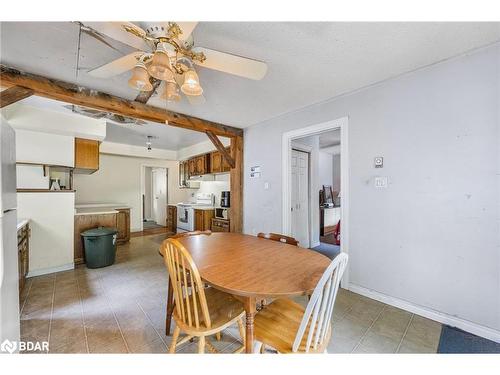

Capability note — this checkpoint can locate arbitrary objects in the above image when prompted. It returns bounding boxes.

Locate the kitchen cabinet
[188,158,196,177]
[167,205,177,232]
[116,208,130,244]
[211,218,230,233]
[194,209,214,231]
[17,223,30,295]
[74,138,100,174]
[194,154,210,175]
[179,160,189,187]
[210,148,231,173]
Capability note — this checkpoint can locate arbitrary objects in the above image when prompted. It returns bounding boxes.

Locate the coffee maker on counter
[220,191,230,208]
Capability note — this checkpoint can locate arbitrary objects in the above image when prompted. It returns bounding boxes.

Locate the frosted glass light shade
[148,50,174,81]
[181,69,203,96]
[161,81,181,102]
[128,63,153,91]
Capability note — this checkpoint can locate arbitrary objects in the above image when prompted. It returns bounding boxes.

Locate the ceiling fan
[83,22,268,104]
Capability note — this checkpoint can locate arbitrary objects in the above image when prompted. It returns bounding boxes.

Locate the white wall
[17,193,75,276]
[15,129,74,167]
[332,154,341,193]
[319,151,334,188]
[74,154,189,231]
[244,44,500,337]
[177,138,231,160]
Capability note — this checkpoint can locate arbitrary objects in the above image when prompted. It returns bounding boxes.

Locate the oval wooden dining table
[160,232,331,353]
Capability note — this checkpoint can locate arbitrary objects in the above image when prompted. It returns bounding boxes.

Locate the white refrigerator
[0,117,20,344]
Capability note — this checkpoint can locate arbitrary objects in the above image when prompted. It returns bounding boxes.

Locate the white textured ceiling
[1,22,500,131]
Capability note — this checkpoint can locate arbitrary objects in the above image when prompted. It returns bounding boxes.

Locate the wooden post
[229,135,243,233]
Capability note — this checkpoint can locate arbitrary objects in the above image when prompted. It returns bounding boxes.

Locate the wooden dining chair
[162,237,246,353]
[257,232,299,246]
[163,230,220,339]
[253,253,348,353]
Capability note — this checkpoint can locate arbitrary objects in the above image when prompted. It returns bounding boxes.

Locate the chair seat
[174,287,245,334]
[254,298,331,353]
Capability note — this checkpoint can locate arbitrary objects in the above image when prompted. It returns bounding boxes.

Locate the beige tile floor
[19,233,442,354]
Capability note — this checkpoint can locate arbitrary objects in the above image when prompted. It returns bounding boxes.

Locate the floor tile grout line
[75,273,90,354]
[136,301,169,351]
[351,305,386,353]
[46,274,57,354]
[95,272,131,353]
[19,278,33,317]
[395,313,414,353]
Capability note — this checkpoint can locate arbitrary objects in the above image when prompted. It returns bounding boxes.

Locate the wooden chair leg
[165,279,174,335]
[237,318,245,343]
[260,343,266,353]
[169,326,180,354]
[198,336,206,354]
[215,332,222,341]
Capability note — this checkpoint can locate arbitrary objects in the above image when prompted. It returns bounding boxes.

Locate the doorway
[143,167,168,230]
[282,117,349,285]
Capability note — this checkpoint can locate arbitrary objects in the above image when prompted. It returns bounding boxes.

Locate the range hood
[189,174,215,181]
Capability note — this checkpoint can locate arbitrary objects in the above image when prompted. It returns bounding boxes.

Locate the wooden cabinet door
[75,138,100,171]
[167,205,177,232]
[194,209,204,230]
[116,209,130,243]
[211,152,222,173]
[188,159,196,176]
[195,156,205,175]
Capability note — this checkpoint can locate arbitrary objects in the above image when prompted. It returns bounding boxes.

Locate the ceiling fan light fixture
[161,81,181,102]
[181,69,203,96]
[128,62,153,91]
[148,44,174,81]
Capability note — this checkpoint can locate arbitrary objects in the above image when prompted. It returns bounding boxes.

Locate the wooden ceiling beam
[205,130,236,168]
[0,65,243,138]
[0,85,34,108]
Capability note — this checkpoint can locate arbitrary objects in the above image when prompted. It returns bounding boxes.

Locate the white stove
[176,193,214,232]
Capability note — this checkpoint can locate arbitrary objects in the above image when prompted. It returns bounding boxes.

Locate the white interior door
[291,149,310,247]
[152,168,167,226]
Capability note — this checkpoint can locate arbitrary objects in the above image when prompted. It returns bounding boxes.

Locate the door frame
[281,116,350,285]
[140,164,169,231]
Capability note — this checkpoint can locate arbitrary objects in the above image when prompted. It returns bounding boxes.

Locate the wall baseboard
[310,241,321,248]
[348,283,500,344]
[27,263,74,278]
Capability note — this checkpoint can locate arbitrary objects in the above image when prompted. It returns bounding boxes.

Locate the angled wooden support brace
[0,85,33,108]
[205,130,236,168]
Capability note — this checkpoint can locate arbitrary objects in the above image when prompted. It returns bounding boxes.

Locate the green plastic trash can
[81,227,118,269]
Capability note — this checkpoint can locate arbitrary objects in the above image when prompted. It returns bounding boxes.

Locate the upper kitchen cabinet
[210,148,231,173]
[194,154,210,175]
[74,138,100,174]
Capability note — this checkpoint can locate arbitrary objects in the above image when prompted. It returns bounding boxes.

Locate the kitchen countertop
[75,207,120,216]
[17,219,29,231]
[74,203,131,216]
[75,203,130,209]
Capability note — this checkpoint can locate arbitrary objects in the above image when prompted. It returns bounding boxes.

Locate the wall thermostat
[374,157,383,168]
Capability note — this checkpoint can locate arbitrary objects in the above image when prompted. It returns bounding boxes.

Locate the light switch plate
[374,176,388,188]
[374,157,384,168]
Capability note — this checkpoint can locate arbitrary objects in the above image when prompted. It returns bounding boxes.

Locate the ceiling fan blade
[83,22,150,51]
[176,22,198,41]
[192,47,267,80]
[87,51,143,78]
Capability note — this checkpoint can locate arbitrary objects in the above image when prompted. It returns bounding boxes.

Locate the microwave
[215,208,229,219]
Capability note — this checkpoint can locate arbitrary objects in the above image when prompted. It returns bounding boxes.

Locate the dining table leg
[243,297,256,353]
[165,278,174,335]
